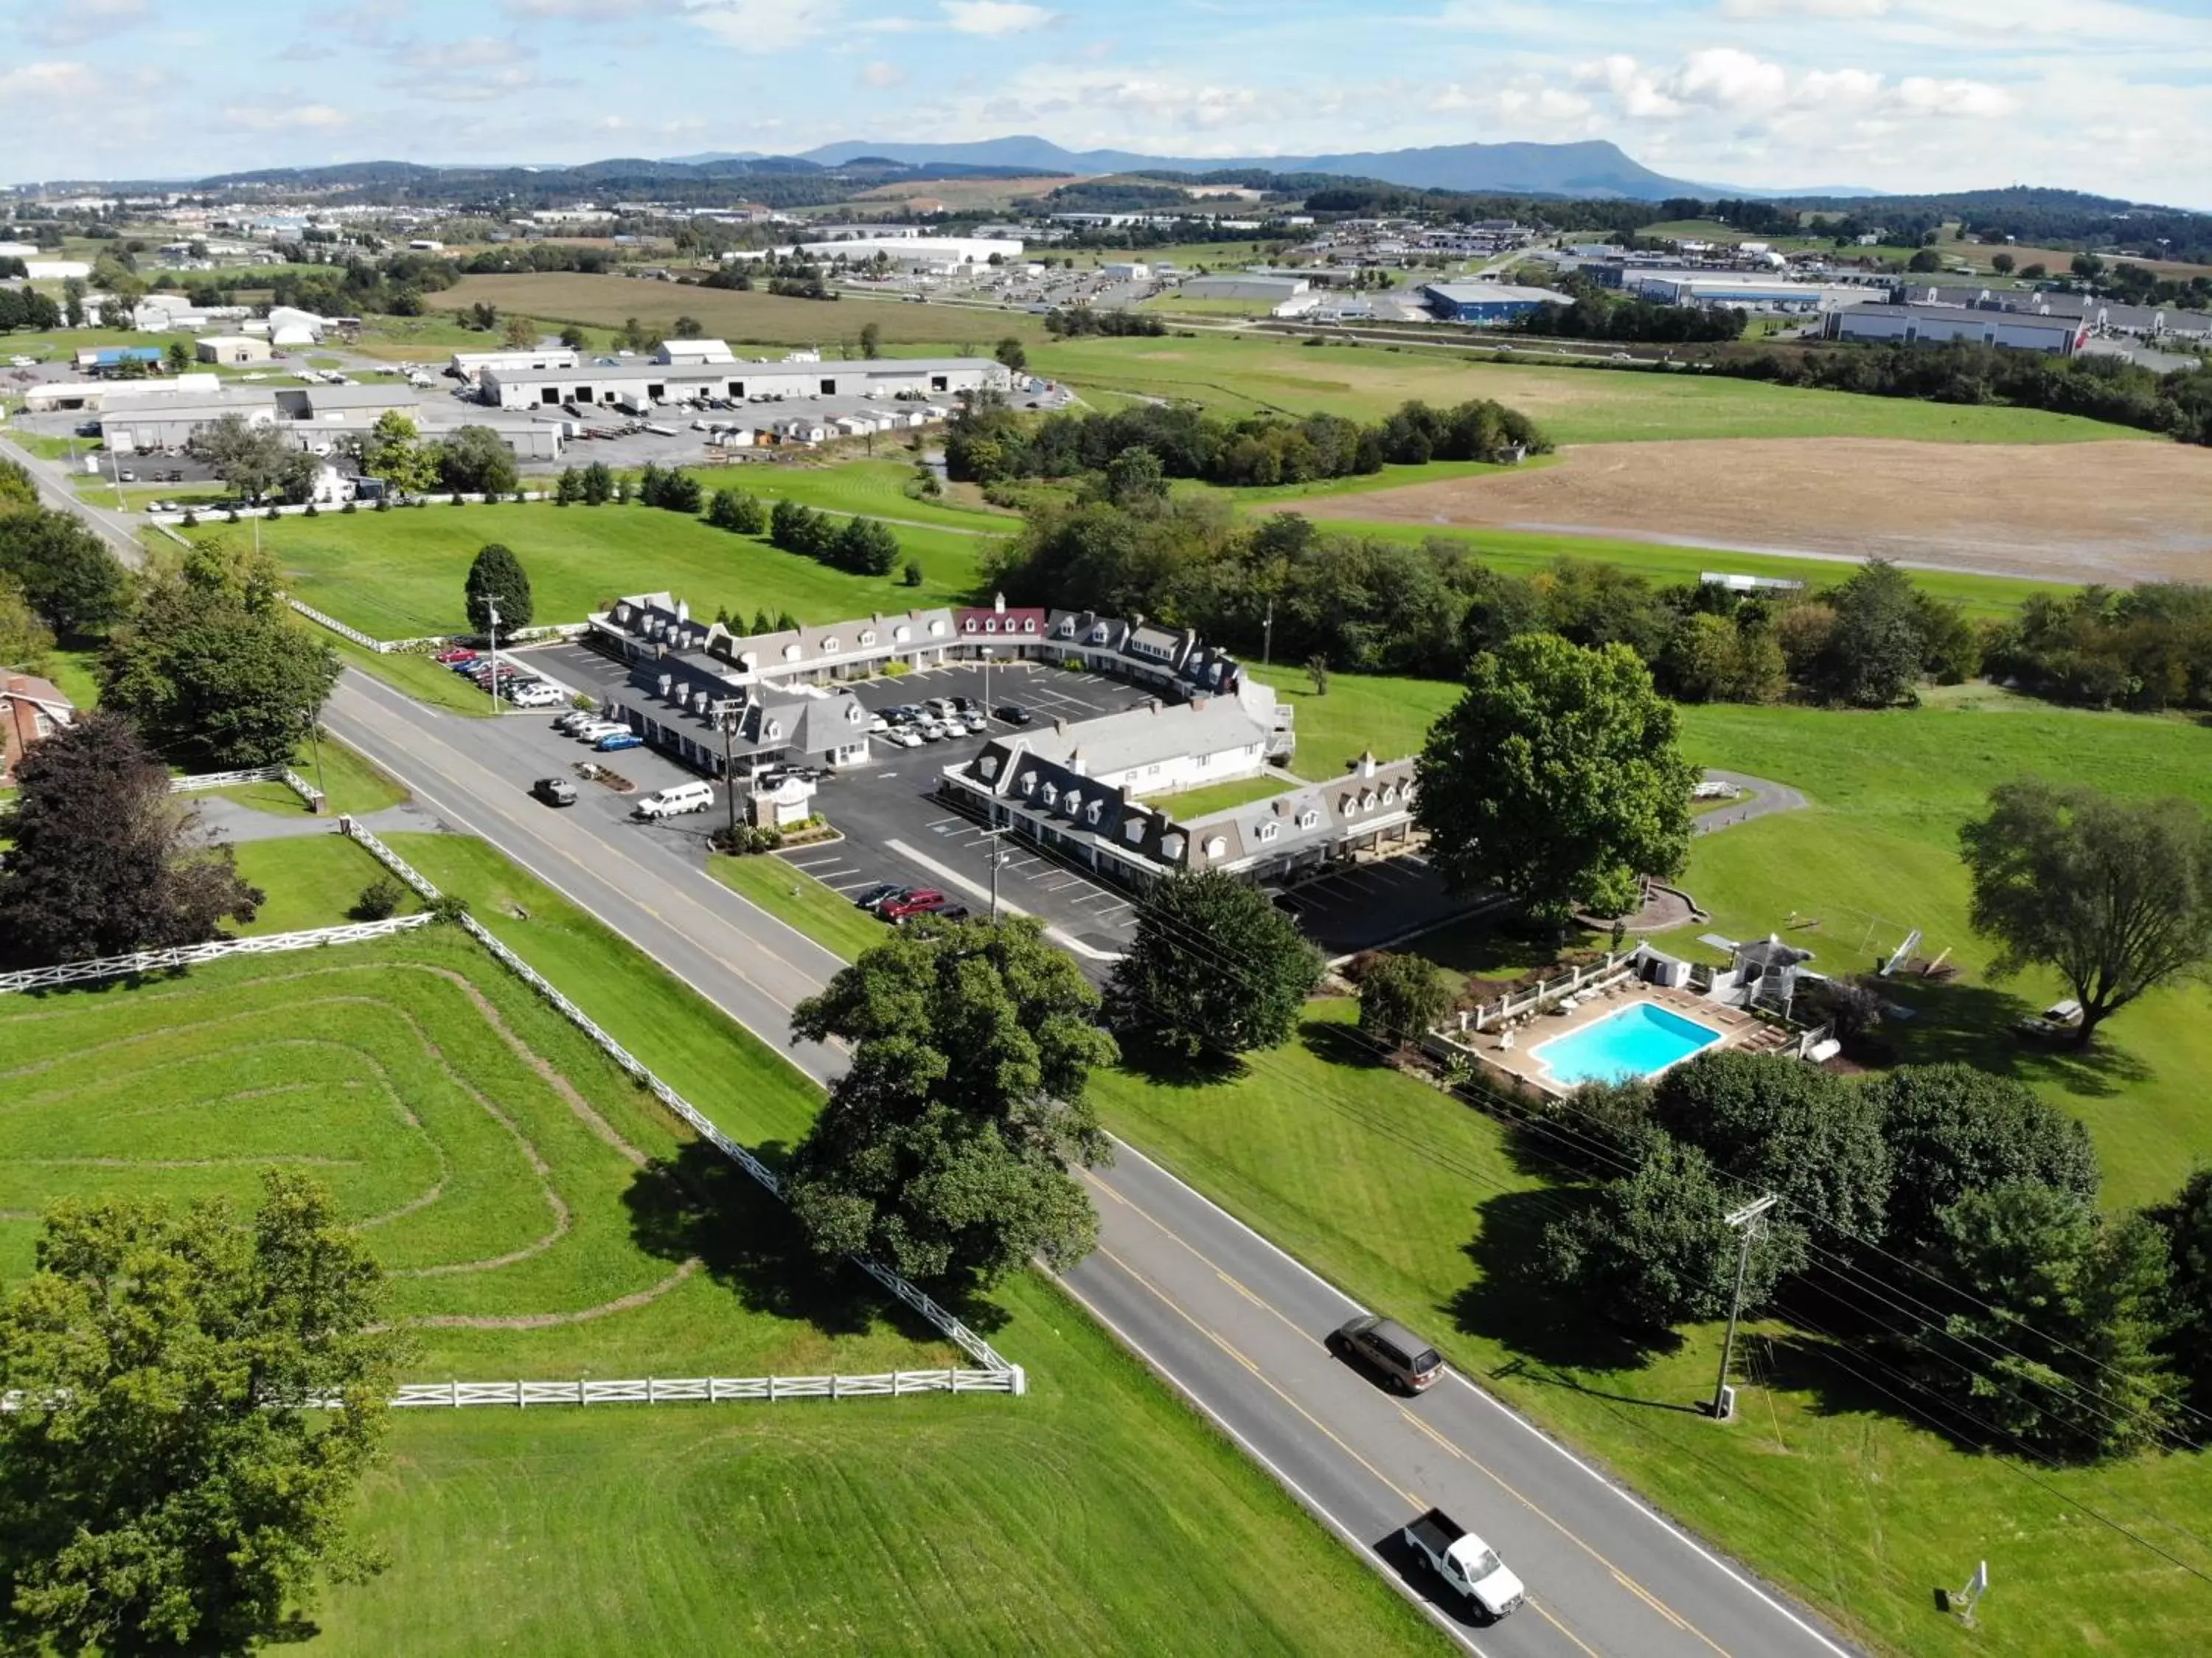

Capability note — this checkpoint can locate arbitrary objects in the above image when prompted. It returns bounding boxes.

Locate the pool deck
[1470,982,1787,1095]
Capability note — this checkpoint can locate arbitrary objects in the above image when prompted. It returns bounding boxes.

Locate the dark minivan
[1332,1314,1444,1393]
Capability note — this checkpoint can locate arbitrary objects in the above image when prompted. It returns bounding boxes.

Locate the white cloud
[860,60,908,87]
[1719,0,1892,17]
[942,1,1052,35]
[222,104,352,132]
[684,0,842,51]
[0,60,100,100]
[18,0,152,49]
[1573,47,2015,124]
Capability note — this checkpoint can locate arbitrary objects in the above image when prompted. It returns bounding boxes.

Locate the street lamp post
[720,707,740,844]
[484,595,501,716]
[982,827,1009,922]
[1711,1193,1778,1422]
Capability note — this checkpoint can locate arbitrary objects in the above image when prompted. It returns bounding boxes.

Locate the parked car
[851,882,906,912]
[890,729,925,749]
[554,709,602,732]
[1402,1509,1524,1620]
[879,889,946,922]
[915,724,945,743]
[594,731,644,752]
[633,781,714,819]
[434,648,478,664]
[994,704,1034,726]
[868,715,890,734]
[1330,1315,1444,1394]
[531,777,578,807]
[509,685,564,708]
[573,721,628,743]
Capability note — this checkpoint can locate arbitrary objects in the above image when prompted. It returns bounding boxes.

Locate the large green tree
[1355,951,1453,1048]
[0,1173,404,1655]
[0,506,133,637]
[1537,1132,1797,1334]
[785,917,1118,1289]
[1651,1051,1893,1244]
[832,516,900,577]
[463,542,534,636]
[0,568,56,671]
[435,426,520,497]
[1811,559,1927,707]
[185,414,313,504]
[1107,868,1323,1060]
[1863,1064,2101,1258]
[358,411,438,496]
[100,541,340,771]
[1416,632,1696,925]
[0,711,262,965]
[1924,1182,2176,1460]
[2154,1169,2212,1417]
[1961,779,2212,1048]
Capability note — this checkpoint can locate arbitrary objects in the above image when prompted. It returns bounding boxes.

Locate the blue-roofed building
[1420,282,1559,326]
[72,346,166,375]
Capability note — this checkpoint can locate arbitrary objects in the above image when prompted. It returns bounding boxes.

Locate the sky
[3,0,2211,204]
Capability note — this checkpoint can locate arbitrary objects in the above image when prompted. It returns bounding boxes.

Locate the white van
[633,780,714,820]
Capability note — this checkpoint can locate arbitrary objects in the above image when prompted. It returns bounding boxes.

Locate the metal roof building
[478,355,1009,412]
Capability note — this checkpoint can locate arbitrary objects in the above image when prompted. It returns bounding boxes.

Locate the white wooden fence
[384,1370,1017,1409]
[284,597,588,657]
[335,819,1024,1389]
[170,763,325,812]
[0,915,436,996]
[1464,948,1638,1032]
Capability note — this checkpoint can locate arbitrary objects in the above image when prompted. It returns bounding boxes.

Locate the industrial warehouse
[475,353,1012,411]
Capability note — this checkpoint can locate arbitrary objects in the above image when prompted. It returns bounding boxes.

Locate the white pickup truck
[1402,1508,1526,1620]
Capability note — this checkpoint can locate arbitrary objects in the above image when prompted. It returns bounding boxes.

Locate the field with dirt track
[1293,437,2212,583]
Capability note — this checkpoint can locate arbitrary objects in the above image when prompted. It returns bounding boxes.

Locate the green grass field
[710,850,888,963]
[312,1268,1445,1658]
[227,833,417,935]
[1141,772,1301,816]
[439,273,1050,353]
[1257,669,1457,777]
[218,736,409,817]
[686,457,1018,536]
[1030,333,2149,445]
[197,496,996,641]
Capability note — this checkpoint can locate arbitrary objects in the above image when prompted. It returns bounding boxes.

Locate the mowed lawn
[439,272,1051,352]
[199,496,998,639]
[0,926,948,1381]
[313,1270,1445,1658]
[1030,333,2149,445]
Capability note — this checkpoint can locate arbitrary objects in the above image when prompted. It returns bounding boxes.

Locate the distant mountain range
[792,135,1722,199]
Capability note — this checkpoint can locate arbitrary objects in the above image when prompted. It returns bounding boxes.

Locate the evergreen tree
[463,542,534,636]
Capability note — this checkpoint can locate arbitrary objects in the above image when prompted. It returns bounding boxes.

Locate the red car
[880,890,947,922]
[434,648,478,664]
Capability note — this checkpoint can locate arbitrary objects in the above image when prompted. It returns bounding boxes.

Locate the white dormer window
[1042,783,1058,806]
[1361,790,1377,810]
[782,644,803,662]
[1086,801,1104,824]
[984,617,998,632]
[765,720,783,740]
[1257,823,1279,843]
[928,619,947,637]
[1297,809,1321,830]
[823,637,840,653]
[964,620,976,632]
[1023,617,1036,632]
[894,625,912,643]
[1380,783,1397,803]
[1064,792,1081,817]
[980,755,1000,780]
[1123,817,1144,843]
[1161,833,1186,860]
[859,630,876,647]
[846,704,863,723]
[1203,836,1228,858]
[1019,773,1035,796]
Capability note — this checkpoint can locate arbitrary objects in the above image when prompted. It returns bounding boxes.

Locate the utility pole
[1262,597,1274,667]
[1711,1193,1778,1422]
[720,707,740,843]
[981,646,992,720]
[484,594,501,717]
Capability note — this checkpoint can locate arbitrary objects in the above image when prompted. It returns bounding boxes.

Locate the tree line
[1716,341,2212,447]
[984,487,1978,709]
[1511,283,1748,345]
[1983,584,2212,712]
[948,395,1551,491]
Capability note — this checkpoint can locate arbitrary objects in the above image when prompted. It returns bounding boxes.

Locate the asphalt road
[321,662,1859,1658]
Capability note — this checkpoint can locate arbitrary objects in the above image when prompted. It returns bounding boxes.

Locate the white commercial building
[24,260,91,280]
[198,335,271,365]
[1824,303,2087,357]
[1178,274,1307,302]
[21,374,220,414]
[450,346,580,381]
[792,235,1022,267]
[476,354,1010,412]
[654,338,737,366]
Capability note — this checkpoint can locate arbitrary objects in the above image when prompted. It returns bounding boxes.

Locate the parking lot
[521,645,1472,962]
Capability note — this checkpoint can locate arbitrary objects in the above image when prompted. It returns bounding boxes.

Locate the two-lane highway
[324,663,1855,1657]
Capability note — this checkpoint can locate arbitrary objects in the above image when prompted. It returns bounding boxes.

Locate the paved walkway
[1695,768,1808,836]
[192,797,448,844]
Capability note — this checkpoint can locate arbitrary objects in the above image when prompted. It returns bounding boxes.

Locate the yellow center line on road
[1091,1244,1425,1514]
[1396,1406,1728,1658]
[1529,1600,1606,1658]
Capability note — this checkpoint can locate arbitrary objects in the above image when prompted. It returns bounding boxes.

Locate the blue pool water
[1531,1002,1722,1086]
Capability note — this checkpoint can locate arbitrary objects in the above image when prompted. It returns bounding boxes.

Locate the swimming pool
[1531,1002,1723,1086]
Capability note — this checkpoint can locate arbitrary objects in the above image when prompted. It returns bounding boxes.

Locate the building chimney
[993,591,1006,613]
